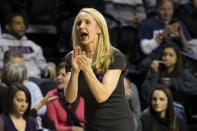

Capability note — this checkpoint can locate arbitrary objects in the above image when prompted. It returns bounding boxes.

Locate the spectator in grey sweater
[0,12,56,80]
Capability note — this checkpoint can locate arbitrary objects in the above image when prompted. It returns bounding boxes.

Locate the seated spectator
[0,83,37,131]
[2,50,25,70]
[124,77,142,131]
[0,12,56,80]
[175,0,197,59]
[104,0,146,26]
[143,0,189,18]
[124,77,141,120]
[139,0,191,56]
[140,85,188,131]
[46,61,84,131]
[175,0,197,39]
[2,50,57,92]
[1,63,58,130]
[141,44,197,118]
[104,0,146,58]
[138,0,192,71]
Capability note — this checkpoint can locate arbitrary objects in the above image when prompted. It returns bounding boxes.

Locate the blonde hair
[72,8,113,74]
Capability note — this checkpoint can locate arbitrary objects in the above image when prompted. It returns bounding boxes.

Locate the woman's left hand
[77,52,94,72]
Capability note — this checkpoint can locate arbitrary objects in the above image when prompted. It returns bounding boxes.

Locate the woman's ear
[97,26,101,34]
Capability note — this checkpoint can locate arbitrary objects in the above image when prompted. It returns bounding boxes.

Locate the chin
[153,107,161,112]
[80,41,89,45]
[18,112,25,116]
[58,86,64,90]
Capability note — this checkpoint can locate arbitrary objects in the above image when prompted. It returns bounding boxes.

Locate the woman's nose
[79,22,85,28]
[155,99,160,104]
[21,102,25,107]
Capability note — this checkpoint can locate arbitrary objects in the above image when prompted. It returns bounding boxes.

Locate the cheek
[151,101,156,106]
[13,103,20,111]
[162,102,168,109]
[15,25,21,30]
[25,104,29,110]
[23,103,29,111]
[172,57,177,64]
[159,11,164,16]
[25,103,29,107]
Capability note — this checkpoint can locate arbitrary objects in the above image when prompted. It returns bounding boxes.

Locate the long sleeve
[141,69,159,103]
[24,39,55,77]
[0,38,7,69]
[128,82,142,120]
[138,18,162,55]
[25,81,46,115]
[140,39,159,55]
[169,70,197,96]
[34,46,48,70]
[135,4,147,21]
[34,45,55,71]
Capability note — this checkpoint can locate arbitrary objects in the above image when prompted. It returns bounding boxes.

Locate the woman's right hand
[41,95,58,105]
[71,46,84,72]
[150,60,159,72]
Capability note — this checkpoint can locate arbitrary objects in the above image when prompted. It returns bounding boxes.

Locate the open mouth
[80,32,88,40]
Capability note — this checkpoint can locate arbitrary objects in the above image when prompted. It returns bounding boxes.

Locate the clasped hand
[71,46,94,72]
[164,22,183,38]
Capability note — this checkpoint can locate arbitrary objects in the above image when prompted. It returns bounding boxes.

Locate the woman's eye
[17,99,23,102]
[77,21,81,26]
[160,98,165,101]
[86,21,90,24]
[152,97,156,101]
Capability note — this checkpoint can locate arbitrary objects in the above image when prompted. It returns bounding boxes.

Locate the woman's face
[157,1,174,22]
[151,90,168,114]
[56,67,67,89]
[162,47,177,69]
[12,90,29,116]
[76,11,101,47]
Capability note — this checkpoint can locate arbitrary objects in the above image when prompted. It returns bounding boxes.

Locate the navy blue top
[138,17,191,40]
[0,114,37,131]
